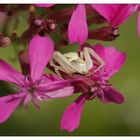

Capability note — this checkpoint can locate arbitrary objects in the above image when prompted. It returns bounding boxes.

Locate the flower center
[20,76,40,95]
[63,71,110,100]
[27,86,36,94]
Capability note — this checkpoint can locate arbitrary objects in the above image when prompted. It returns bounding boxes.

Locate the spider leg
[53,52,76,74]
[50,59,66,78]
[54,68,63,78]
[80,51,84,60]
[87,47,105,73]
[83,47,93,72]
[50,59,66,73]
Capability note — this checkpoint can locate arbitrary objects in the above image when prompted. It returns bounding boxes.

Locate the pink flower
[0,35,74,124]
[61,44,127,132]
[92,4,139,35]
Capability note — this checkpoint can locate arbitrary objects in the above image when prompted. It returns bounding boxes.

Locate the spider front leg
[54,68,63,78]
[50,59,65,77]
[86,47,105,73]
[83,47,94,72]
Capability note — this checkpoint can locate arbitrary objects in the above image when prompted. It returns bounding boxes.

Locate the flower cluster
[0,4,137,132]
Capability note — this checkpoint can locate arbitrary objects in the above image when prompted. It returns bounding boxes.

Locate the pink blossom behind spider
[61,44,127,132]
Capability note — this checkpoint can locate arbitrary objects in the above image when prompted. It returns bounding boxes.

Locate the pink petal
[23,94,32,107]
[45,86,74,98]
[68,4,88,45]
[0,93,24,124]
[61,94,86,132]
[29,35,54,82]
[92,4,119,22]
[99,87,124,104]
[40,74,64,84]
[138,11,140,37]
[38,79,74,93]
[44,74,63,81]
[94,44,127,78]
[39,76,78,92]
[0,59,25,85]
[31,96,41,110]
[35,4,55,8]
[92,4,137,27]
[111,5,137,27]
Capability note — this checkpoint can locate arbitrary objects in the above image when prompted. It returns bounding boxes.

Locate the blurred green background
[0,4,140,136]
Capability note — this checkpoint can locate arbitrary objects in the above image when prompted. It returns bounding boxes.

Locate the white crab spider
[50,47,105,77]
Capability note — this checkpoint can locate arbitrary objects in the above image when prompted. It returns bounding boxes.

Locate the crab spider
[50,47,105,77]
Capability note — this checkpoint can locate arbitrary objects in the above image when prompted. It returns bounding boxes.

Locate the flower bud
[22,17,57,41]
[45,20,57,32]
[89,26,119,41]
[0,33,11,47]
